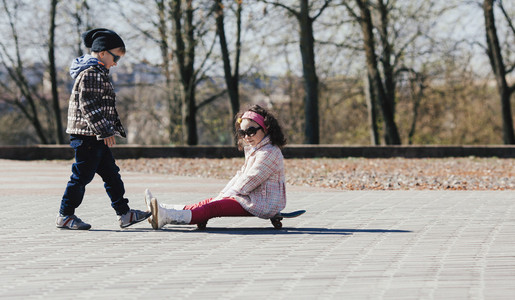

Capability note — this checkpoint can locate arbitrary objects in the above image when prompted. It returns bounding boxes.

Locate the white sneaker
[150,198,191,230]
[145,188,184,211]
[144,189,153,211]
[150,198,163,230]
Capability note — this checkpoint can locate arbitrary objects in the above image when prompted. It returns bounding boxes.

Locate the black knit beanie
[82,28,125,52]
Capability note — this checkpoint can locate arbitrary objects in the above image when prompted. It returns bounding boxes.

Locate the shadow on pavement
[88,227,412,235]
[157,227,412,235]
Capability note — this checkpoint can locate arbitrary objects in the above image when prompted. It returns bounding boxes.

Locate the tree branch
[342,2,359,21]
[197,89,227,109]
[498,0,515,36]
[312,0,333,21]
[317,39,363,51]
[261,0,300,19]
[192,33,218,86]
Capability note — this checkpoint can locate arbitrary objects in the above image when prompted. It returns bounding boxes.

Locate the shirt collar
[246,135,271,156]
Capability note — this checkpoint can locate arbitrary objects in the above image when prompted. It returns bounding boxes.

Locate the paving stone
[0,159,513,299]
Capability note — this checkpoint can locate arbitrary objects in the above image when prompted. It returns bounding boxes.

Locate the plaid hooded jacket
[217,135,287,219]
[66,55,126,139]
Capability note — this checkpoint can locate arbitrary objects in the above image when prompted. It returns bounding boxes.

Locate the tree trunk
[483,0,515,144]
[377,0,401,145]
[364,73,379,145]
[356,0,400,145]
[156,0,180,143]
[184,85,197,145]
[299,0,319,144]
[71,1,88,57]
[172,0,198,145]
[215,0,241,119]
[408,74,425,145]
[49,0,64,144]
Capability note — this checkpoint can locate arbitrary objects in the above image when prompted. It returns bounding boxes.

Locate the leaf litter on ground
[109,157,514,191]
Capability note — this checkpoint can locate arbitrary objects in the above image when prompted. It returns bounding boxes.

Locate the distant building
[112,62,165,88]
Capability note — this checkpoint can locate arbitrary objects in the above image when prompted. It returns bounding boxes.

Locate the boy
[56,28,150,230]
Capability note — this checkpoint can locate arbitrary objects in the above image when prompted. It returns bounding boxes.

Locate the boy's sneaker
[118,209,151,228]
[56,214,91,230]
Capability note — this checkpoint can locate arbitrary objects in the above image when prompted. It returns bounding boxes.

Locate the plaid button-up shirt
[218,136,287,218]
[66,65,126,139]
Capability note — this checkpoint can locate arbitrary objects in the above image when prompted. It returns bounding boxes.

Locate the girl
[145,104,287,229]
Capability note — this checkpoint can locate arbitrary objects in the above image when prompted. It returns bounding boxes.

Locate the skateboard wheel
[197,221,207,230]
[272,220,282,229]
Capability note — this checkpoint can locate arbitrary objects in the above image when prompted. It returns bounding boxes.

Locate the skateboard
[270,210,306,229]
[196,210,306,230]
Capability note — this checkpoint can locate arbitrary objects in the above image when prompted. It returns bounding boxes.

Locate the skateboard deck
[196,209,306,230]
[274,210,306,218]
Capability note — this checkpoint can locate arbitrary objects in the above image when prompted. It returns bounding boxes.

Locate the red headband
[242,111,267,133]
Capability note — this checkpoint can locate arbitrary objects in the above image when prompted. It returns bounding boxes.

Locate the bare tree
[214,0,242,121]
[172,0,227,145]
[116,0,226,145]
[0,0,50,144]
[117,0,184,143]
[342,0,457,145]
[48,0,64,144]
[400,68,427,145]
[70,0,91,57]
[364,73,380,144]
[262,0,332,144]
[483,0,515,144]
[172,0,198,144]
[155,0,183,143]
[346,0,401,144]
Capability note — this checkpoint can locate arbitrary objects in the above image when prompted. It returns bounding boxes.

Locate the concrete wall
[0,145,514,160]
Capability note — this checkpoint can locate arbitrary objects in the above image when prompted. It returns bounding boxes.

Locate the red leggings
[184,197,252,224]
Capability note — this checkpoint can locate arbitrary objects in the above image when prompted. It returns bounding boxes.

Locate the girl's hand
[104,136,116,147]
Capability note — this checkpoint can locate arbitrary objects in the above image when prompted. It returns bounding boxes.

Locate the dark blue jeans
[60,135,130,216]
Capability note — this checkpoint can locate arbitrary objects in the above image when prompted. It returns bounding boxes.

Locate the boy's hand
[104,136,116,147]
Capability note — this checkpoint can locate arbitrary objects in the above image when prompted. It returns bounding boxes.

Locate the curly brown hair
[235,105,287,151]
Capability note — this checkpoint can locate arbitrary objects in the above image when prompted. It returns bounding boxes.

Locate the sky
[0,0,513,79]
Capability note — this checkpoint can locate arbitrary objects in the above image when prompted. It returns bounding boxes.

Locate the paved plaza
[0,159,514,299]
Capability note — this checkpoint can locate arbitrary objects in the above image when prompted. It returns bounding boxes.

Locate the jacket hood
[69,54,103,79]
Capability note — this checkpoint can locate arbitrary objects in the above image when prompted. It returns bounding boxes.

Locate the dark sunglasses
[106,50,121,63]
[237,126,262,138]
